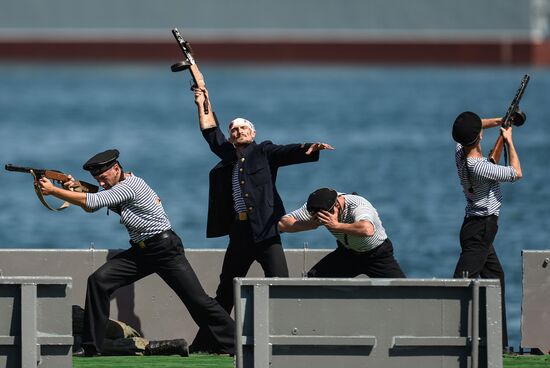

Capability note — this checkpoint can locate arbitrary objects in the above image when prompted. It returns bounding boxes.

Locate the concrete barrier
[0,248,328,344]
[521,250,550,353]
[234,278,503,368]
[0,276,72,368]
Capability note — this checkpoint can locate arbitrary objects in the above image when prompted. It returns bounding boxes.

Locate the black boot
[145,339,189,357]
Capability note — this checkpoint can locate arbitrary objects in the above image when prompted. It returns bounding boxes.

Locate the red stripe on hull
[0,40,549,65]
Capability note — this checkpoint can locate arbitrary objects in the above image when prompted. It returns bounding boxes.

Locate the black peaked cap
[83,149,120,176]
[306,188,338,212]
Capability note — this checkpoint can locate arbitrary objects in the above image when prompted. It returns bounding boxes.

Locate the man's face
[229,124,256,147]
[94,164,121,189]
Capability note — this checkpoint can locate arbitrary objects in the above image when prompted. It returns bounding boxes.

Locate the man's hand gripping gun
[170,28,212,115]
[488,74,529,165]
[5,164,98,211]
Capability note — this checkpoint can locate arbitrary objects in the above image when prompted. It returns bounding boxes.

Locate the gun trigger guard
[30,170,70,212]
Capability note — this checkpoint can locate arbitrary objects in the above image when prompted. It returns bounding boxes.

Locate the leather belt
[235,212,248,221]
[131,230,172,249]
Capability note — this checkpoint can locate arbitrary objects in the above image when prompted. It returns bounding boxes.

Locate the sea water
[1,62,549,348]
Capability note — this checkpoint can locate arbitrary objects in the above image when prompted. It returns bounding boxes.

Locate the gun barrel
[5,164,36,173]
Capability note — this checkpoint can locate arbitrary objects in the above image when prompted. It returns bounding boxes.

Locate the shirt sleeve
[350,203,375,224]
[85,182,136,210]
[284,203,312,222]
[471,160,518,182]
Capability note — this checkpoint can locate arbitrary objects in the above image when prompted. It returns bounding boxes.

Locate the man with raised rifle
[38,149,235,357]
[190,86,333,352]
[451,110,524,352]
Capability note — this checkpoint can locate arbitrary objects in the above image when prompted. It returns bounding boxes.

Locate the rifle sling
[31,170,71,211]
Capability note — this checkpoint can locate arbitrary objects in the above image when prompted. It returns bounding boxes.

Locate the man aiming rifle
[37,149,235,357]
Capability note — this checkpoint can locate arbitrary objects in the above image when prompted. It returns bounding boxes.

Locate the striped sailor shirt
[455,144,518,217]
[285,193,387,252]
[85,174,171,243]
[231,162,247,214]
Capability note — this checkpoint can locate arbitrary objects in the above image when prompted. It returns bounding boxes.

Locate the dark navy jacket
[202,127,319,243]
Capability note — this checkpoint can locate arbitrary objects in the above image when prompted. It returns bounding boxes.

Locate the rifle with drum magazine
[488,74,529,165]
[170,28,214,120]
[5,164,98,211]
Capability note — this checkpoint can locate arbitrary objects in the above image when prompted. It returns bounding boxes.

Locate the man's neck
[235,143,251,154]
[465,144,483,158]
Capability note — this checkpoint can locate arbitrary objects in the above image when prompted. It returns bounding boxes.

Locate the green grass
[74,353,234,368]
[73,353,549,368]
[503,354,550,367]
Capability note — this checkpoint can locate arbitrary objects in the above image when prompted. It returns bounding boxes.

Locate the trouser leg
[362,239,407,278]
[453,215,507,347]
[215,222,256,313]
[307,246,360,278]
[480,245,508,348]
[156,233,235,355]
[255,236,289,277]
[82,249,148,353]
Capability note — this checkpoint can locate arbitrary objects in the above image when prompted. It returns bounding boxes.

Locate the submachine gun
[170,28,212,117]
[488,74,530,165]
[5,164,98,211]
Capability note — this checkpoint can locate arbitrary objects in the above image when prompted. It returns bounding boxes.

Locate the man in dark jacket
[190,87,333,352]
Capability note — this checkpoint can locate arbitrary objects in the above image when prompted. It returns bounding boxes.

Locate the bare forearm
[507,141,522,179]
[49,187,88,208]
[278,217,319,233]
[481,118,502,129]
[328,220,374,237]
[198,108,217,131]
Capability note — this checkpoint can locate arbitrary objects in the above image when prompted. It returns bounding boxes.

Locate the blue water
[1,62,549,348]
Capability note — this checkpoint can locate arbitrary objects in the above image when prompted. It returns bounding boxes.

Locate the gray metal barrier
[234,278,503,368]
[0,276,72,368]
[521,250,550,353]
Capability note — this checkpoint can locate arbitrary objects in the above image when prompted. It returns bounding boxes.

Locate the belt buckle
[138,241,146,249]
[238,212,248,221]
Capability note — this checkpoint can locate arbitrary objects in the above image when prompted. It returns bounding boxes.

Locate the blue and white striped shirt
[85,174,171,243]
[285,193,387,252]
[455,144,518,217]
[232,162,247,214]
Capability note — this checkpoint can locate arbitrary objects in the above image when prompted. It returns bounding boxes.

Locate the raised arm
[194,87,217,131]
[501,127,522,179]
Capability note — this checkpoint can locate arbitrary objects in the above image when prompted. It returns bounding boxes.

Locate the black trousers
[453,215,508,348]
[191,219,288,350]
[307,238,406,278]
[82,230,235,355]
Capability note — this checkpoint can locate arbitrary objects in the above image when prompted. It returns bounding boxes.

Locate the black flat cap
[452,111,482,146]
[83,149,120,176]
[307,188,338,213]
